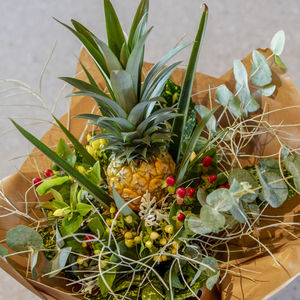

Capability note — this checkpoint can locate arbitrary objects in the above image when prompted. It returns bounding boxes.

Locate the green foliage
[103,0,126,59]
[112,188,138,219]
[229,168,258,202]
[284,155,300,191]
[257,84,276,96]
[200,205,226,231]
[98,272,116,297]
[250,50,272,87]
[170,5,208,163]
[206,188,234,211]
[215,84,241,118]
[36,176,70,196]
[195,105,217,133]
[256,166,288,208]
[176,107,218,184]
[0,246,8,257]
[141,283,164,300]
[233,60,260,114]
[185,214,211,235]
[56,138,77,167]
[61,213,83,236]
[11,119,112,208]
[6,225,43,252]
[53,115,96,166]
[271,30,285,56]
[44,247,72,277]
[275,55,288,70]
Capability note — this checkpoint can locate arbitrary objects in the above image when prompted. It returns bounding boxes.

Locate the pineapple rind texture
[107,150,175,211]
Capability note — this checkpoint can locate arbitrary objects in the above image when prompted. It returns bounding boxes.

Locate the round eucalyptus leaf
[229,168,258,202]
[257,84,276,97]
[284,155,300,191]
[185,214,211,235]
[250,50,272,87]
[201,256,219,274]
[206,271,220,291]
[259,158,280,174]
[6,225,43,252]
[197,188,207,206]
[270,30,285,56]
[235,82,260,113]
[256,167,288,208]
[0,245,8,257]
[230,202,247,223]
[206,189,234,212]
[200,205,226,231]
[215,85,242,118]
[233,60,248,85]
[248,203,260,223]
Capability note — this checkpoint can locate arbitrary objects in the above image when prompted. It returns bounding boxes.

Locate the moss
[38,226,56,260]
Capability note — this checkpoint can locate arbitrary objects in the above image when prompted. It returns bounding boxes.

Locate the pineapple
[58,0,188,210]
[107,150,175,211]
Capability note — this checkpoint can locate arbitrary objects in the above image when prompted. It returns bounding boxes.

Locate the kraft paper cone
[1,47,300,300]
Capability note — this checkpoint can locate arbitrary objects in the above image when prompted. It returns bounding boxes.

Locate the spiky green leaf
[170,5,208,162]
[11,119,112,208]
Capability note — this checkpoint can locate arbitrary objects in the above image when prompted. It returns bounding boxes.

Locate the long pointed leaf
[69,90,127,118]
[127,98,165,125]
[60,77,108,97]
[142,42,191,98]
[54,18,109,76]
[93,37,123,74]
[126,28,152,95]
[52,116,96,166]
[176,106,217,185]
[128,0,149,50]
[142,61,183,102]
[10,120,112,208]
[170,5,208,163]
[104,0,126,58]
[110,70,137,114]
[79,62,98,87]
[71,19,99,49]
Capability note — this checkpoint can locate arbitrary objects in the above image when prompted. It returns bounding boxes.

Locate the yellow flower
[150,232,160,240]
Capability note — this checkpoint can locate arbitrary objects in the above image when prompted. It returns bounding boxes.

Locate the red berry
[44,169,54,177]
[225,182,230,189]
[33,177,42,187]
[187,188,196,197]
[177,187,186,198]
[166,176,175,186]
[85,235,93,241]
[203,156,213,167]
[218,185,225,189]
[209,174,217,183]
[177,212,186,222]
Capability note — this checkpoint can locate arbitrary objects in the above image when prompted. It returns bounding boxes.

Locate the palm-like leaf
[128,0,149,50]
[103,0,126,58]
[170,5,209,163]
[53,116,96,166]
[10,120,112,208]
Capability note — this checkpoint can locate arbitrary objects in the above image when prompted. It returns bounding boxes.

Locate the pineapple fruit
[107,150,175,211]
[59,0,188,210]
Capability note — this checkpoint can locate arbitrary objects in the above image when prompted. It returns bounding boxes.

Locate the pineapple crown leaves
[56,0,192,162]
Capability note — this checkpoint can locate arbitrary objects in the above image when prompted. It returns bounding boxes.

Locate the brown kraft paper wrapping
[1,47,300,300]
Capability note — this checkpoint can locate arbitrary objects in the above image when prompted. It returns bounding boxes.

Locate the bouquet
[1,1,300,299]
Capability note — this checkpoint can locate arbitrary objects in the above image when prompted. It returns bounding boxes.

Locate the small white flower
[139,191,169,227]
